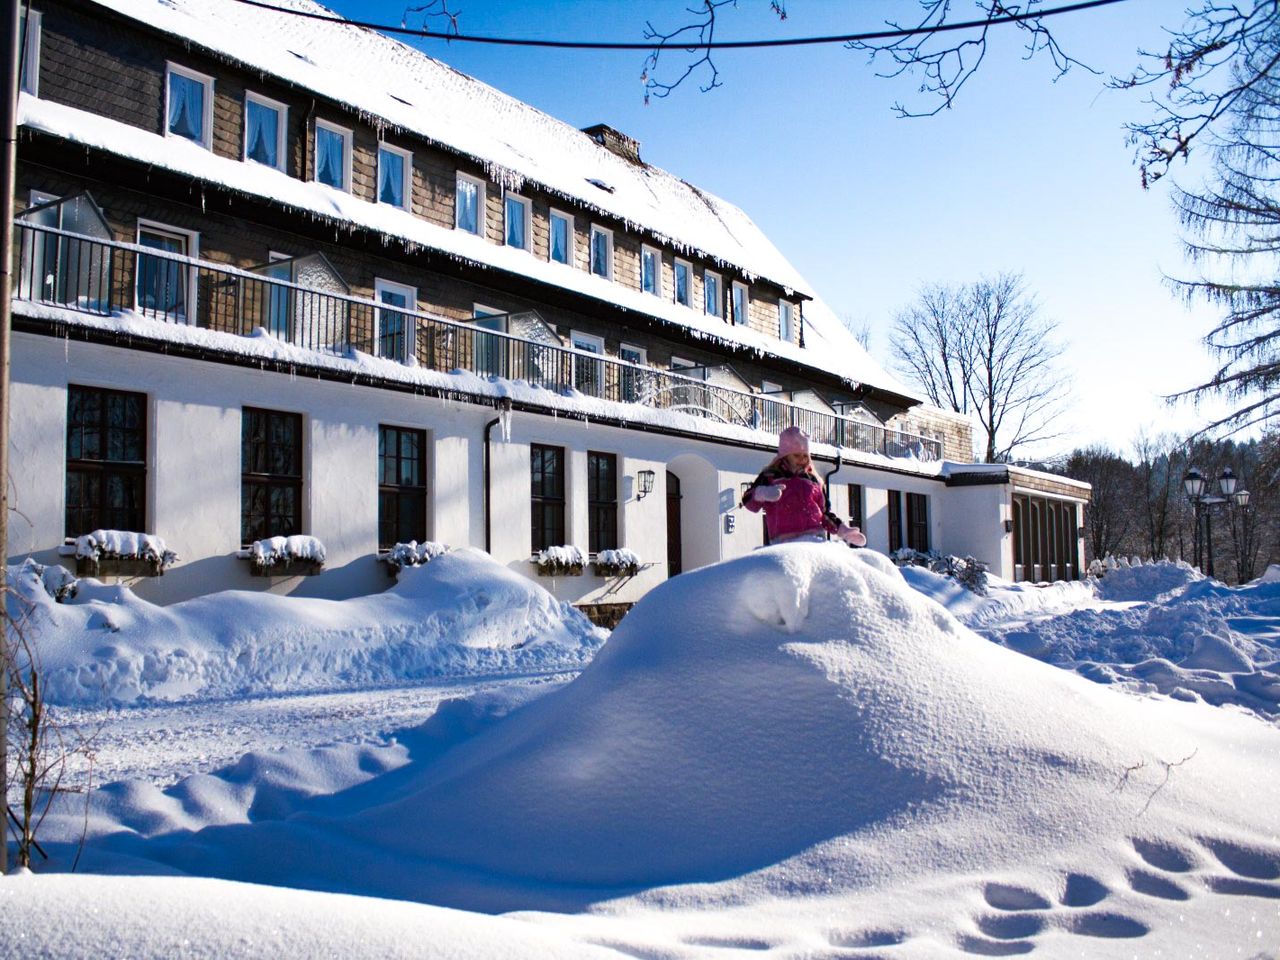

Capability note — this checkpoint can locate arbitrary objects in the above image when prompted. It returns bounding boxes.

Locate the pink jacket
[742,466,841,542]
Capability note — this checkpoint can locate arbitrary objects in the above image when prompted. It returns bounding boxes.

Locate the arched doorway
[666,470,682,578]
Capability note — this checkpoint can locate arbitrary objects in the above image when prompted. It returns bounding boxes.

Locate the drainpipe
[483,398,512,555]
[822,451,843,540]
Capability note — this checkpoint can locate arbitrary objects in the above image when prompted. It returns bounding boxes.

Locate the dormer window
[314,120,352,192]
[549,209,573,264]
[456,172,485,236]
[704,271,722,318]
[641,245,661,296]
[674,259,692,307]
[378,143,412,210]
[505,192,532,251]
[244,92,287,171]
[732,281,748,326]
[590,225,613,279]
[779,300,794,342]
[165,63,213,148]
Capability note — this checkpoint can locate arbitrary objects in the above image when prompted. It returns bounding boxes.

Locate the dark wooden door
[666,470,682,578]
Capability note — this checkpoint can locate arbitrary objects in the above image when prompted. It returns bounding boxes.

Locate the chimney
[581,124,642,164]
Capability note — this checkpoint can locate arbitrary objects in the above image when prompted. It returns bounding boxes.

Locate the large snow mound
[301,544,1278,902]
[8,550,605,705]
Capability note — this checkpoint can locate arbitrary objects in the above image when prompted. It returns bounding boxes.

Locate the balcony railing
[10,221,941,461]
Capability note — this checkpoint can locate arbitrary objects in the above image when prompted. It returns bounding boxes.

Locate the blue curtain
[168,73,204,142]
[379,150,404,207]
[317,127,345,188]
[457,181,478,233]
[505,198,526,248]
[550,217,568,263]
[247,101,278,167]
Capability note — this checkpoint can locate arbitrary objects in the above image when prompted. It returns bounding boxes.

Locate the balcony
[10,220,941,461]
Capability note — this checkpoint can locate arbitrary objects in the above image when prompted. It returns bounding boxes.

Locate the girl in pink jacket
[741,426,867,547]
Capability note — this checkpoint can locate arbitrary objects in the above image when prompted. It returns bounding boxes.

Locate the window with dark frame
[887,489,903,553]
[530,443,565,553]
[65,385,147,537]
[906,492,930,552]
[241,407,302,545]
[587,451,618,554]
[847,483,864,531]
[378,425,427,549]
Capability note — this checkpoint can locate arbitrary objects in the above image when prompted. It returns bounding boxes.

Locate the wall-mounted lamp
[1002,518,1014,533]
[637,469,656,500]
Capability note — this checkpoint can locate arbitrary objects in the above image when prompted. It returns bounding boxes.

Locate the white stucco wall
[11,332,1069,607]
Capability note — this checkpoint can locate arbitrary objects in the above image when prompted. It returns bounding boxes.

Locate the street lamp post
[1183,466,1250,581]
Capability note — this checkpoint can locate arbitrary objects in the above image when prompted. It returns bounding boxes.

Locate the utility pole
[0,0,20,877]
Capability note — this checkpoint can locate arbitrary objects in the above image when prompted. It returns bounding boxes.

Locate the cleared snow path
[53,673,574,789]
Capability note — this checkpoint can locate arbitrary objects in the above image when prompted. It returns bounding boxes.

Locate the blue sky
[327,0,1227,458]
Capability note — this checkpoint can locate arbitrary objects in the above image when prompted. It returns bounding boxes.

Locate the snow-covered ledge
[534,545,584,577]
[59,530,178,578]
[380,540,449,573]
[592,548,643,578]
[238,535,326,577]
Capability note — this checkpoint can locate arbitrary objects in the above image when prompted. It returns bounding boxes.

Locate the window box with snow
[380,540,449,574]
[534,545,584,577]
[241,535,326,577]
[592,548,641,578]
[62,530,178,578]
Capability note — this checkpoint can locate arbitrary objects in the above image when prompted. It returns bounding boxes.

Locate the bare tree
[892,273,1066,462]
[1132,429,1184,559]
[891,282,973,416]
[1063,445,1139,561]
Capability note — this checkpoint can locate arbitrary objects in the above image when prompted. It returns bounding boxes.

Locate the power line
[225,0,1131,51]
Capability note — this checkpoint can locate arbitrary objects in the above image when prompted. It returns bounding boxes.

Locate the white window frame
[732,281,749,326]
[641,245,662,297]
[243,91,288,172]
[374,278,417,361]
[376,142,413,210]
[312,119,352,192]
[571,330,605,355]
[135,219,200,320]
[456,172,486,236]
[164,62,214,149]
[620,343,647,366]
[590,225,614,280]
[20,8,40,96]
[671,356,695,371]
[504,191,532,251]
[761,380,783,395]
[673,259,692,307]
[548,208,574,265]
[779,300,794,342]
[704,270,722,318]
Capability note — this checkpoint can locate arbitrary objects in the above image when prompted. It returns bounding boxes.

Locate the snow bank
[20,544,1280,955]
[960,561,1280,717]
[9,550,605,705]
[298,545,1278,902]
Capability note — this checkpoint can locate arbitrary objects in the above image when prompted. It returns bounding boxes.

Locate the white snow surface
[8,545,1280,958]
[7,548,605,705]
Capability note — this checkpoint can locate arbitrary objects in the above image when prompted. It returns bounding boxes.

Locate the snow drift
[7,549,605,704]
[333,544,1277,900]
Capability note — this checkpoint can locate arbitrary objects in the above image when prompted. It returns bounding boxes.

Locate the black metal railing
[10,221,942,461]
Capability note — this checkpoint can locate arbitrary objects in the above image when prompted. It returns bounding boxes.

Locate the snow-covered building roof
[48,0,919,403]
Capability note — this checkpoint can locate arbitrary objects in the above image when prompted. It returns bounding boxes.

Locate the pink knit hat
[777,426,810,458]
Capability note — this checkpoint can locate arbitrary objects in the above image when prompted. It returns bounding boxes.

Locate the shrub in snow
[893,547,988,596]
[535,545,584,576]
[383,540,450,571]
[593,548,642,577]
[66,529,178,576]
[243,535,326,574]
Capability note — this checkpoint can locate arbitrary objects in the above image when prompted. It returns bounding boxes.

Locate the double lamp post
[1183,466,1251,579]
